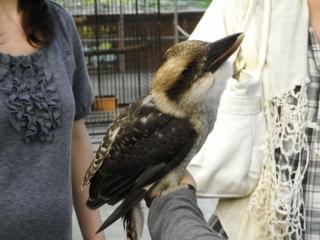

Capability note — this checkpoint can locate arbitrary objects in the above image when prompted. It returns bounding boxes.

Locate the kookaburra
[82,33,244,240]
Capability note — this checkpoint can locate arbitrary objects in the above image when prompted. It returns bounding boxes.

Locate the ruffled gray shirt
[0,2,92,240]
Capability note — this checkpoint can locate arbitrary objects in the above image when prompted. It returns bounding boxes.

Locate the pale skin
[0,1,105,239]
[72,120,105,240]
[309,0,320,40]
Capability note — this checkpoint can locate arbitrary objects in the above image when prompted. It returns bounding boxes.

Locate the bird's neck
[190,102,217,144]
[151,90,187,118]
[151,89,217,135]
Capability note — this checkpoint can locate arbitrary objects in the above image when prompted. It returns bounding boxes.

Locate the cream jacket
[188,0,310,239]
[189,0,309,99]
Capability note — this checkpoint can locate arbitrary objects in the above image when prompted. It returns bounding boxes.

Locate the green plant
[202,0,212,7]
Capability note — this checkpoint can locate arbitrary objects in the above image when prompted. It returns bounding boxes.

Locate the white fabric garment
[188,0,310,239]
[187,85,266,198]
[189,0,309,100]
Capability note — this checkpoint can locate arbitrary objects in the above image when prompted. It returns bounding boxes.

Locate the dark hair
[18,0,54,48]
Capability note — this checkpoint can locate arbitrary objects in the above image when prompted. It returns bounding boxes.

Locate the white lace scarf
[249,86,309,239]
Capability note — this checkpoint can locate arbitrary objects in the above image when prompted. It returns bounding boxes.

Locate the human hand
[179,170,197,190]
[144,170,197,207]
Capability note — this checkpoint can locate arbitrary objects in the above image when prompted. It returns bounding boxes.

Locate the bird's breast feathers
[82,95,198,190]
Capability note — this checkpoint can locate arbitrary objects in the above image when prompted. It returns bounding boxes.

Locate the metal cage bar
[54,1,207,139]
[56,0,161,128]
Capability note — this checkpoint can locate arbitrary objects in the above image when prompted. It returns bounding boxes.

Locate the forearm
[73,188,105,240]
[309,0,320,39]
[72,119,105,240]
[148,188,226,240]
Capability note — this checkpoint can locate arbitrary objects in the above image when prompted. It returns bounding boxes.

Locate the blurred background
[55,0,211,134]
[54,1,216,239]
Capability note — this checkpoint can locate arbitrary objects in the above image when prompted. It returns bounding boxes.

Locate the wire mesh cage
[54,0,209,134]
[56,0,161,126]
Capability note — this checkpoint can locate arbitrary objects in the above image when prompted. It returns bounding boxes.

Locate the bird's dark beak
[205,33,244,72]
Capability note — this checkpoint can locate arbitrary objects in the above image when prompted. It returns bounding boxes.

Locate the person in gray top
[0,1,105,239]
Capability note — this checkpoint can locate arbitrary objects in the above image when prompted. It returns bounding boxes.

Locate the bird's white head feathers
[151,34,243,118]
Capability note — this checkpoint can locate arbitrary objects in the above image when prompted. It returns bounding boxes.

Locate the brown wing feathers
[85,96,197,231]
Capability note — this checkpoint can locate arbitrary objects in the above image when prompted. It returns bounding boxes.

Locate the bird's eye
[182,63,197,79]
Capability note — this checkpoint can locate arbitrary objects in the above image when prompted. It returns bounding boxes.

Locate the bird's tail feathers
[124,204,144,240]
[96,189,146,234]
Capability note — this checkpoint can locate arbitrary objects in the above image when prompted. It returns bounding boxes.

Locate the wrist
[179,183,196,194]
[146,183,196,207]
